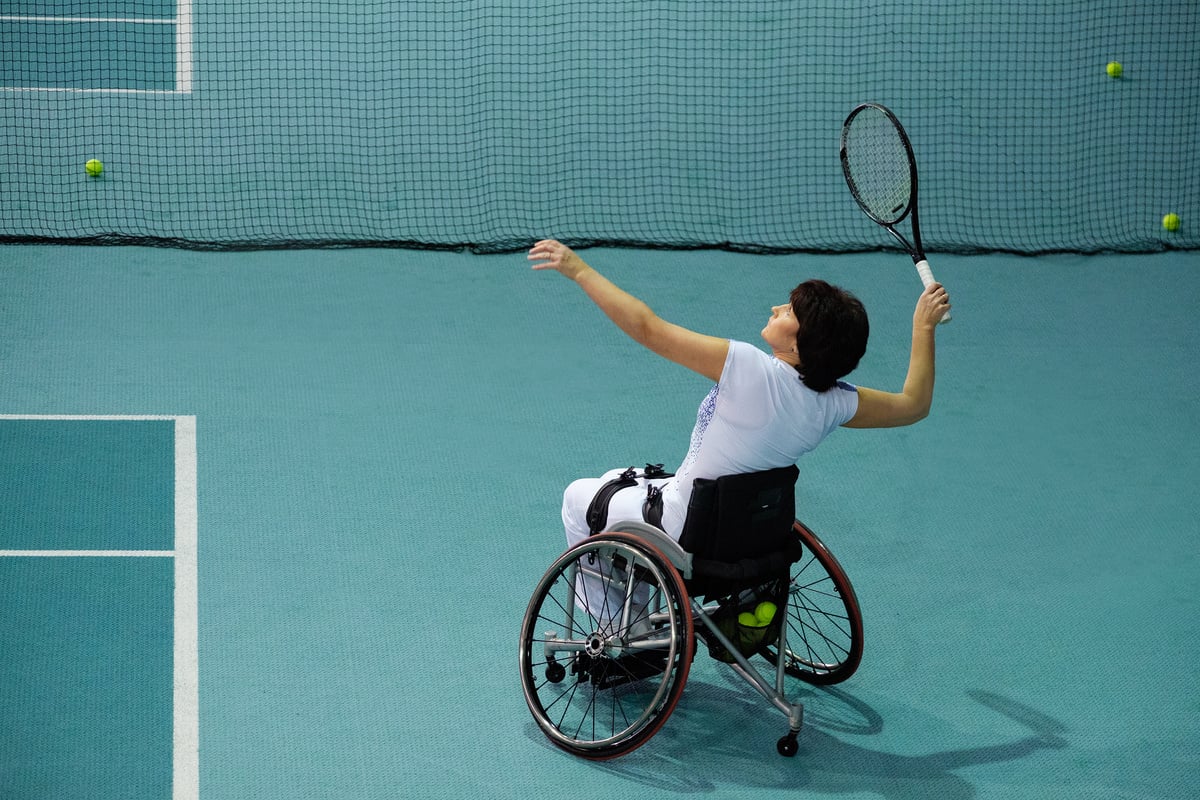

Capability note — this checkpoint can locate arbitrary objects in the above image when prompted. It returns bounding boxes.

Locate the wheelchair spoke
[787,607,850,667]
[794,558,849,600]
[787,582,852,660]
[791,587,853,639]
[534,591,585,641]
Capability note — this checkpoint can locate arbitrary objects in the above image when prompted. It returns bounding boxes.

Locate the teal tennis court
[2,246,1196,798]
[1,2,1197,799]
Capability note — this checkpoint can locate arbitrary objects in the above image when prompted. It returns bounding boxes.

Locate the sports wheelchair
[518,464,864,759]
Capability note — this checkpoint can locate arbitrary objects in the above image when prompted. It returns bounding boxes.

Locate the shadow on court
[525,684,1067,798]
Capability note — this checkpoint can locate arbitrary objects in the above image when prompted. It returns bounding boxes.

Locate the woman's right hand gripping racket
[840,103,951,323]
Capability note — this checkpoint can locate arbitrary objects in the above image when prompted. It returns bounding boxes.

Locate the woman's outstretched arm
[529,239,729,382]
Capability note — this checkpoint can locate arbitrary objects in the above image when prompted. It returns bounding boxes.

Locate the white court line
[0,16,175,24]
[0,414,183,420]
[0,87,183,94]
[0,414,199,800]
[0,6,193,95]
[0,550,174,557]
[173,415,199,800]
[177,1,193,93]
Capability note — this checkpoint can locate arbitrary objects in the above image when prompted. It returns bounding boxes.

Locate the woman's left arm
[843,282,947,428]
[529,239,729,382]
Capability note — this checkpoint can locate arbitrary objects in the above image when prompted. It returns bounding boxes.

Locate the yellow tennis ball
[85,159,104,177]
[1162,213,1180,232]
[754,602,777,625]
[737,611,763,628]
[1106,61,1122,78]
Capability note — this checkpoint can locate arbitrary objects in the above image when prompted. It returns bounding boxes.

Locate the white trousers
[561,468,676,549]
[560,469,676,630]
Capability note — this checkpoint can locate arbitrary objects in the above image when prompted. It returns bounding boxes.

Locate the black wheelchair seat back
[678,464,803,600]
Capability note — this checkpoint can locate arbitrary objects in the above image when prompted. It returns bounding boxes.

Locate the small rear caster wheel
[545,661,566,683]
[777,733,799,757]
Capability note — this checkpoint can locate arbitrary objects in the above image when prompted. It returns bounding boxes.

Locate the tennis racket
[840,102,951,323]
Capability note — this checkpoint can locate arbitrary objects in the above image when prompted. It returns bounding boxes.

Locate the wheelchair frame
[519,517,863,759]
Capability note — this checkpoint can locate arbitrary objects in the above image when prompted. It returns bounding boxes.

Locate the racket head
[840,103,917,226]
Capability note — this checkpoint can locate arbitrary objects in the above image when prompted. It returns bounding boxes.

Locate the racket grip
[914,260,952,323]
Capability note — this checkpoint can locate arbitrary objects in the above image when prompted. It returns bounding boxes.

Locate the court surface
[1,244,1196,799]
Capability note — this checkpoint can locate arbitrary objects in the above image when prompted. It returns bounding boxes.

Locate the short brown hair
[789,280,869,391]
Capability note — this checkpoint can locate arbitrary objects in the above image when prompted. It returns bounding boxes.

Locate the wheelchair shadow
[526,678,1068,797]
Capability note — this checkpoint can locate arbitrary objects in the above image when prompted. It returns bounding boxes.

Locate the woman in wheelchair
[520,239,951,758]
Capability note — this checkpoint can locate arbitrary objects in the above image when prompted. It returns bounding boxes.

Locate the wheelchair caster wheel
[545,661,566,684]
[777,733,799,757]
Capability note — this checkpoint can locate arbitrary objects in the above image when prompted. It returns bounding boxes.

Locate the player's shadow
[526,679,1067,797]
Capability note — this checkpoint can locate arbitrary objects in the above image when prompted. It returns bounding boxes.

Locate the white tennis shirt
[659,340,859,538]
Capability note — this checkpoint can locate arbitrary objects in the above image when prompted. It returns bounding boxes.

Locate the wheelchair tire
[758,520,864,685]
[519,531,694,759]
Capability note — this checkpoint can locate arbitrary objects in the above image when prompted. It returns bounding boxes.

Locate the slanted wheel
[759,520,864,685]
[519,531,694,759]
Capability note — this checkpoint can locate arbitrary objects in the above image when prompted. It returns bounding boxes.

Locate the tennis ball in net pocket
[754,601,777,625]
[1162,213,1180,232]
[738,611,767,628]
[85,159,104,177]
[1106,61,1123,78]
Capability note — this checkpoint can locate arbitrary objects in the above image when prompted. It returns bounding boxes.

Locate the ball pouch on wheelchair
[705,577,789,662]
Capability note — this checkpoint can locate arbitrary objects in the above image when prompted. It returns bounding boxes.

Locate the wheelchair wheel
[519,531,694,759]
[759,520,863,685]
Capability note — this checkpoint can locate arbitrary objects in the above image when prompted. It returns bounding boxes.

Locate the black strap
[585,467,638,535]
[642,485,665,531]
[585,464,675,535]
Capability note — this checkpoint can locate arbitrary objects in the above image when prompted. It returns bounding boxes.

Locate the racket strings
[843,114,913,224]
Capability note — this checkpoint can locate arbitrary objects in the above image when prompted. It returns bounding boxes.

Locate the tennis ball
[738,611,766,628]
[1162,213,1180,232]
[754,602,777,625]
[85,159,104,177]
[1106,61,1123,79]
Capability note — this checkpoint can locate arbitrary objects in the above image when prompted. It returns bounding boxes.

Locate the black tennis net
[1,1,1196,253]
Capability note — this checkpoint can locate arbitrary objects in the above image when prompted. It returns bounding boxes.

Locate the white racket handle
[915,259,952,323]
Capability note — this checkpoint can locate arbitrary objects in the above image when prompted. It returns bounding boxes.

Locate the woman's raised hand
[528,239,589,280]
